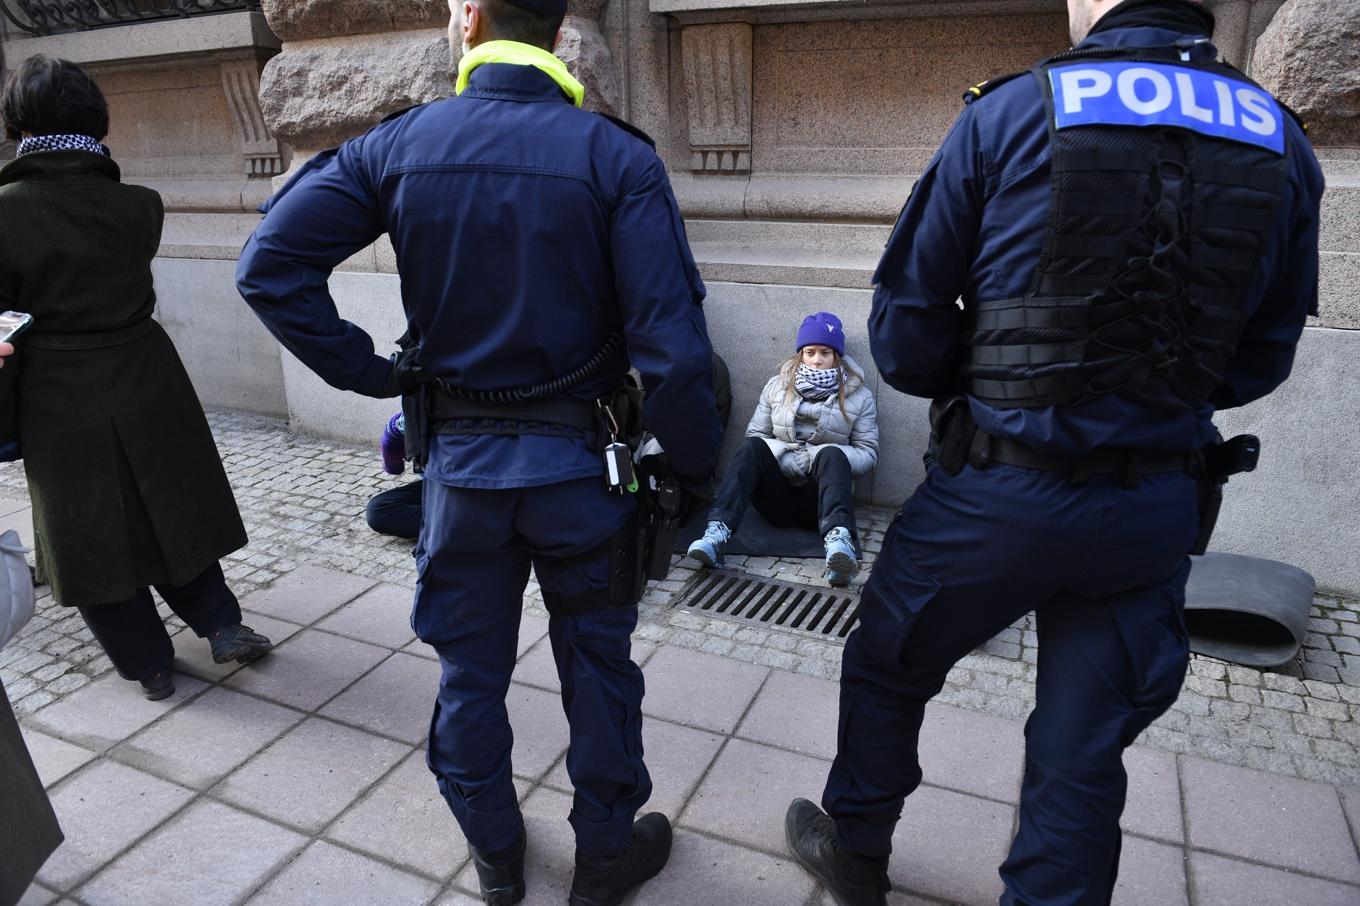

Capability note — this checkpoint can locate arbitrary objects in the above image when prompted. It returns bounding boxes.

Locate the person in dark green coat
[0,55,272,700]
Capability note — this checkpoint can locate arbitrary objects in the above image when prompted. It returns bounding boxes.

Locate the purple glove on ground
[380,413,406,475]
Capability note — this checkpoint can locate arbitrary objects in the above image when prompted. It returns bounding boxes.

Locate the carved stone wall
[1,12,285,207]
[0,11,293,414]
[681,23,751,172]
[752,13,1062,176]
[221,59,287,178]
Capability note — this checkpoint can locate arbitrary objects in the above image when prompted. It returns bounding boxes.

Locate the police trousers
[413,475,650,858]
[823,462,1198,905]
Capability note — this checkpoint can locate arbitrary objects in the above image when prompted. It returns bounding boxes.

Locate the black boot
[209,623,273,665]
[139,669,175,701]
[785,799,889,906]
[468,832,526,905]
[568,812,672,906]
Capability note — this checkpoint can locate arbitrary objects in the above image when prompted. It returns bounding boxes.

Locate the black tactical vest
[965,44,1292,412]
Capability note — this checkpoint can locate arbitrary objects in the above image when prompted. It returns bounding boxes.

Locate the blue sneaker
[687,520,732,568]
[823,527,858,587]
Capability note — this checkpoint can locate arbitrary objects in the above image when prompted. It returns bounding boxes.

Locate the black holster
[402,383,432,473]
[642,473,684,584]
[1191,476,1224,556]
[928,395,976,476]
[539,515,642,617]
[551,465,670,615]
[1190,433,1260,556]
[633,452,686,597]
[611,509,646,607]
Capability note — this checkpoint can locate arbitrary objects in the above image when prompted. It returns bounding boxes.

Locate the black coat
[0,151,246,606]
[0,680,63,905]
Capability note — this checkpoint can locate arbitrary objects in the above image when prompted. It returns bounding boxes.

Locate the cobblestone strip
[642,573,1360,785]
[1,408,1357,787]
[0,585,110,717]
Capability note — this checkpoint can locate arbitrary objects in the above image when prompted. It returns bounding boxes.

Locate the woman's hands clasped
[779,446,813,485]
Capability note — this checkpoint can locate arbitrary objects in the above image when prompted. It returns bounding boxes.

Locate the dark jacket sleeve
[0,355,17,462]
[610,154,721,481]
[235,136,394,399]
[0,209,18,461]
[711,352,733,432]
[1209,129,1326,411]
[867,107,985,399]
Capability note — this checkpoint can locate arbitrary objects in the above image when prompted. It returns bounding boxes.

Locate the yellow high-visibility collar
[455,40,586,108]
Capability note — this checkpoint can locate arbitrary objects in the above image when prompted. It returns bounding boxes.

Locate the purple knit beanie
[796,312,845,356]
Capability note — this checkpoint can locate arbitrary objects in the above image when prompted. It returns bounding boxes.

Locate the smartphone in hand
[0,311,33,343]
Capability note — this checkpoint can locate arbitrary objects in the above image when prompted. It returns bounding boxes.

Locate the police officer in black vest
[237,0,722,902]
[784,1,1324,904]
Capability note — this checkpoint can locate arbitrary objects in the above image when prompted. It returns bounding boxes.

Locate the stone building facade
[0,0,1356,592]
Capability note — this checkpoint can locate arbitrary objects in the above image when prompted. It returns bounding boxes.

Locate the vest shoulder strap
[963,71,1026,105]
[598,113,657,149]
[380,102,428,124]
[1277,99,1308,134]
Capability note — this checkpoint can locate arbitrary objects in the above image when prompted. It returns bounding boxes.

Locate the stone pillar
[258,0,624,157]
[1206,0,1286,69]
[561,0,622,115]
[1252,0,1360,146]
[257,0,454,165]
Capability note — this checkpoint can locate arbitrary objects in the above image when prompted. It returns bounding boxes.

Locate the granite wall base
[152,256,288,417]
[277,271,409,441]
[235,271,1358,596]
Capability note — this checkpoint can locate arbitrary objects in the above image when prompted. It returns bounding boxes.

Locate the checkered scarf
[16,133,110,157]
[795,364,841,401]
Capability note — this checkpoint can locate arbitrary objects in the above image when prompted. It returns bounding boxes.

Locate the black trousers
[76,562,241,682]
[710,436,855,538]
[366,480,423,540]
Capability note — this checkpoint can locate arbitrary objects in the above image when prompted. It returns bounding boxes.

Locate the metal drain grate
[675,569,860,639]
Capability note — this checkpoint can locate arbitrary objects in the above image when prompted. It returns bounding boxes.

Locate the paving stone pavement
[7,562,1359,906]
[1,408,1358,904]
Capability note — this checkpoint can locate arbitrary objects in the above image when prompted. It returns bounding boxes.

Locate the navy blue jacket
[868,24,1325,454]
[237,63,721,487]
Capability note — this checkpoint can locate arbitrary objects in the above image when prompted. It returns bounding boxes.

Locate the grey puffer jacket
[746,356,879,476]
[0,530,33,652]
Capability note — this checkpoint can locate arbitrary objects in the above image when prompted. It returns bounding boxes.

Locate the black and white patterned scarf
[795,364,841,401]
[16,133,110,157]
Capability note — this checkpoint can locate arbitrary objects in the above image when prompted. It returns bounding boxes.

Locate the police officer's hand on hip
[783,2,1324,905]
[236,0,722,902]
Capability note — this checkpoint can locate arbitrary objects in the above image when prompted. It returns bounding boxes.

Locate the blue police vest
[964,45,1292,413]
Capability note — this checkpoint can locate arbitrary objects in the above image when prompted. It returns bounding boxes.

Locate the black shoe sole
[568,869,668,906]
[212,643,273,666]
[568,852,671,905]
[141,683,174,701]
[482,882,526,905]
[785,807,881,906]
[567,889,628,906]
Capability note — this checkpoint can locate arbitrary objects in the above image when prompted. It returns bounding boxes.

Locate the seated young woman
[687,312,879,586]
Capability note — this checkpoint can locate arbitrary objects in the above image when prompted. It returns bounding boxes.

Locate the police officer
[784,1,1323,904]
[235,0,722,902]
